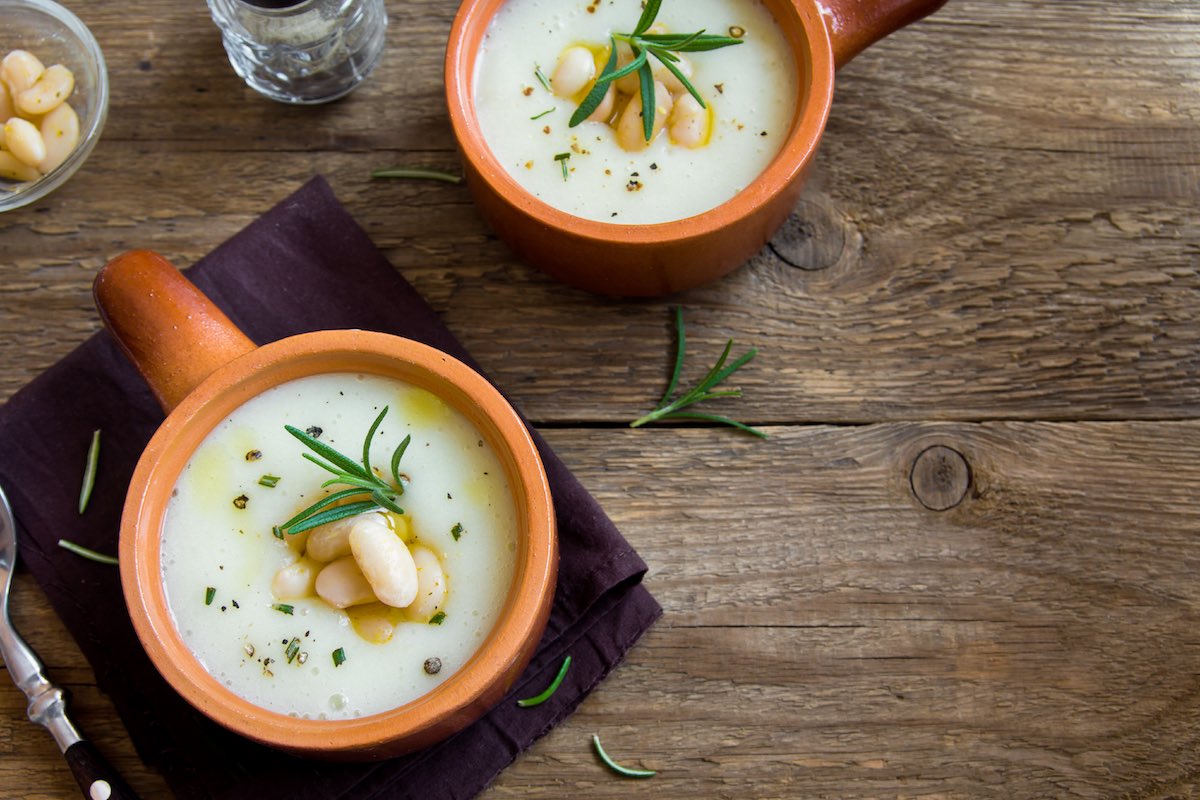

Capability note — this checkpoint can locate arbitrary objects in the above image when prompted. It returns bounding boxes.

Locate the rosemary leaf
[637,56,656,142]
[278,487,367,531]
[517,656,572,707]
[362,407,388,476]
[57,538,118,565]
[592,734,657,778]
[569,40,618,126]
[78,429,101,514]
[285,425,374,481]
[632,0,663,36]
[370,168,463,184]
[285,500,379,536]
[390,434,411,488]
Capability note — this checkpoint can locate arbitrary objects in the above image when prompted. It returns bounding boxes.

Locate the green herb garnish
[370,167,463,185]
[205,587,217,606]
[429,611,447,625]
[277,408,410,536]
[57,539,118,565]
[78,429,101,514]
[531,108,555,120]
[569,0,742,141]
[259,474,280,488]
[273,603,294,615]
[592,734,657,778]
[285,637,301,664]
[271,526,284,540]
[630,306,765,438]
[517,655,572,707]
[534,64,552,92]
[332,647,346,667]
[451,522,464,541]
[554,152,571,181]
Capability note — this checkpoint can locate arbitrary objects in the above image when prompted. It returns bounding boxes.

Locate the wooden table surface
[4,1,1200,797]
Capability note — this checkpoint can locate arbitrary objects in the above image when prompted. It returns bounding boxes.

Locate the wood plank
[3,3,1198,421]
[4,420,1200,797]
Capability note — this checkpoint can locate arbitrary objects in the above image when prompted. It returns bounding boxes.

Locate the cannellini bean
[585,84,616,123]
[271,557,321,600]
[347,603,398,644]
[0,82,13,125]
[38,102,79,174]
[4,117,46,167]
[405,545,447,623]
[551,46,595,99]
[305,512,369,562]
[348,514,418,608]
[668,93,711,149]
[654,53,693,95]
[315,555,378,609]
[0,151,40,182]
[16,64,74,116]
[387,511,415,544]
[615,80,673,152]
[1,50,45,97]
[614,41,639,96]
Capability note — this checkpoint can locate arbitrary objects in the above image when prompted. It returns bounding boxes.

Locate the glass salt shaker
[207,0,387,104]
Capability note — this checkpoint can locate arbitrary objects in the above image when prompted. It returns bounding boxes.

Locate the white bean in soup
[160,373,518,719]
[473,0,798,224]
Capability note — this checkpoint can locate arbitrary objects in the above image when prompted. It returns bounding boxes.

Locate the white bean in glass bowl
[0,0,108,212]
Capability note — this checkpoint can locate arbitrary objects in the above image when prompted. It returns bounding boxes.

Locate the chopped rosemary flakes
[273,603,294,615]
[205,587,216,606]
[333,647,347,667]
[259,474,281,488]
[429,612,447,625]
[451,522,464,541]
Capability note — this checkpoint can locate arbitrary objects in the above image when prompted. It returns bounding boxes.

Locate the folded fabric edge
[352,581,664,800]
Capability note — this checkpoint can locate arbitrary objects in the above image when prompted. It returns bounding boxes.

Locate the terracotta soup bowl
[446,0,947,296]
[94,250,557,759]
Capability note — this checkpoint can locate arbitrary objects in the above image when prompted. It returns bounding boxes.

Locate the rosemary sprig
[569,0,742,140]
[630,306,765,438]
[278,408,411,536]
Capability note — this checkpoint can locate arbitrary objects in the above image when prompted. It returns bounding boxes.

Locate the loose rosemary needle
[78,428,101,513]
[517,655,572,707]
[592,734,657,778]
[370,168,463,184]
[57,538,118,565]
[630,306,765,437]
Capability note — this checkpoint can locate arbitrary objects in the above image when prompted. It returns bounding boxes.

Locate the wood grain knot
[910,445,971,511]
[766,196,854,271]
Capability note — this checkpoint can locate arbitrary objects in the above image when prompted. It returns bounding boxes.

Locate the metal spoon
[0,482,139,799]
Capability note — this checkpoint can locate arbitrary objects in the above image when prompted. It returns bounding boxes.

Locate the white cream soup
[161,373,518,719]
[474,0,797,224]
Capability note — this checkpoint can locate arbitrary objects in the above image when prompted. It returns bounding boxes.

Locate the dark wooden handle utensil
[0,484,141,799]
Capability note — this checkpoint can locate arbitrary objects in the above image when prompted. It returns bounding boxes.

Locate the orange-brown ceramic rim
[119,330,557,759]
[445,0,835,294]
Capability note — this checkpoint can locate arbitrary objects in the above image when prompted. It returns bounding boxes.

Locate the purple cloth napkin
[0,177,661,799]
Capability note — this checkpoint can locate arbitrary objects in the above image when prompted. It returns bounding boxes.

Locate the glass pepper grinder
[207,0,387,104]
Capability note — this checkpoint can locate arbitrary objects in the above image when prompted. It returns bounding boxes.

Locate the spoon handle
[65,740,141,800]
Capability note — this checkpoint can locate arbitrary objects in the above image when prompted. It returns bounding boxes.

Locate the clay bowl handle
[816,0,949,69]
[93,250,256,415]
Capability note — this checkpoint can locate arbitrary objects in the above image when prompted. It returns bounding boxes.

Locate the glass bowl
[0,0,108,212]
